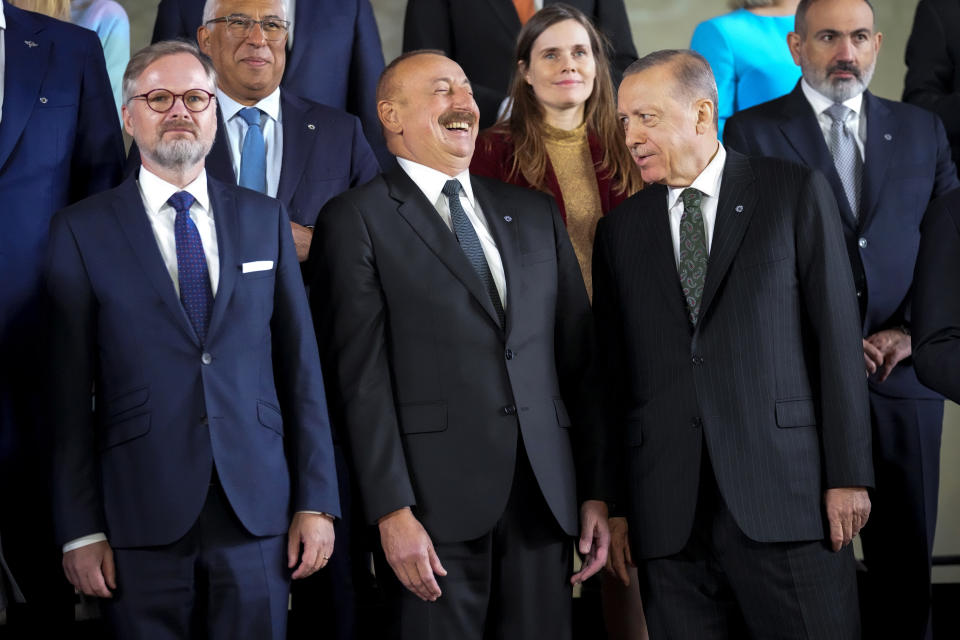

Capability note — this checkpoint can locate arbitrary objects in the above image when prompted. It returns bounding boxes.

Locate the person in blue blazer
[725,1,960,638]
[0,0,125,632]
[47,40,340,640]
[151,0,390,168]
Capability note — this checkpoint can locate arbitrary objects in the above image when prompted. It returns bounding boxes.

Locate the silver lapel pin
[39,97,48,104]
[503,215,513,222]
[25,40,38,48]
[307,123,316,130]
[884,133,893,141]
[735,204,744,213]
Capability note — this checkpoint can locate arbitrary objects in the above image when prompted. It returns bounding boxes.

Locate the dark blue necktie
[169,191,213,342]
[442,179,505,327]
[238,107,266,193]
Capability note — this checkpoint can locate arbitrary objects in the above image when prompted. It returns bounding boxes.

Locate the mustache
[828,61,861,79]
[438,110,477,127]
[158,121,200,136]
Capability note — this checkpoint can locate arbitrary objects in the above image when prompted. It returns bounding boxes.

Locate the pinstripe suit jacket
[593,149,874,559]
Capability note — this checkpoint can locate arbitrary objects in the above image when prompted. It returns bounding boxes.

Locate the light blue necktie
[238,107,266,193]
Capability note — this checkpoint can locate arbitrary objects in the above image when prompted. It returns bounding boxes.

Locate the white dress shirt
[801,78,867,160]
[217,87,283,198]
[666,142,726,268]
[397,157,507,309]
[1,3,7,124]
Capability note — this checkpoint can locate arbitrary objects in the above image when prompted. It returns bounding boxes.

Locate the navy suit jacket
[725,83,960,399]
[151,0,390,167]
[205,92,380,227]
[46,175,340,548]
[0,2,124,466]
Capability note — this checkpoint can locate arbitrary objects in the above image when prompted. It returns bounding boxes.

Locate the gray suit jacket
[593,150,873,559]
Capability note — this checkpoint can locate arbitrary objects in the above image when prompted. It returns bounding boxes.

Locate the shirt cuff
[63,533,107,554]
[297,511,335,520]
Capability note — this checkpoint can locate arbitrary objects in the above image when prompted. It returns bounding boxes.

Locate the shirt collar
[217,86,282,125]
[396,157,475,208]
[800,78,863,118]
[1,2,6,29]
[667,142,726,208]
[138,165,211,216]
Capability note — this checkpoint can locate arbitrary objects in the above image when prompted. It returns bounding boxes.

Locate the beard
[801,57,876,103]
[142,124,213,172]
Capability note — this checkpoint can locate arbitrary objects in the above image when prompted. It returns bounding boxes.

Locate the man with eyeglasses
[152,0,390,167]
[47,39,340,640]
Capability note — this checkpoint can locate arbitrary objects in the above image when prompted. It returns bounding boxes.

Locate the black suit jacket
[904,0,960,174]
[725,83,959,400]
[402,0,638,128]
[593,150,873,559]
[309,165,605,543]
[913,189,960,403]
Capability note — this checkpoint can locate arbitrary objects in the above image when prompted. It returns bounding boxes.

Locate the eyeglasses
[128,89,216,113]
[205,14,290,41]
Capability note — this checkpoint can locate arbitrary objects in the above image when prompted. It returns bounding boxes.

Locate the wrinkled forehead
[402,54,470,90]
[803,0,876,37]
[210,0,287,19]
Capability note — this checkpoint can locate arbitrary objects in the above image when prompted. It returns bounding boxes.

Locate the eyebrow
[814,28,873,38]
[431,76,472,88]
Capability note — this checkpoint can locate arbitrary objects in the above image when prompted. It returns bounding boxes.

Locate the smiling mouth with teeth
[444,121,471,131]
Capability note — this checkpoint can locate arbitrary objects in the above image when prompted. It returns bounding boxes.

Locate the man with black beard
[46,39,340,640]
[726,1,959,637]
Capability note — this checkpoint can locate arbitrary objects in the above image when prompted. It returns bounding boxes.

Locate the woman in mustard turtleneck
[471,3,642,299]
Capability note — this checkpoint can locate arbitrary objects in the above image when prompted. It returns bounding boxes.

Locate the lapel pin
[25,40,38,48]
[39,97,48,104]
[884,133,892,141]
[307,123,316,130]
[735,204,744,213]
[503,215,513,222]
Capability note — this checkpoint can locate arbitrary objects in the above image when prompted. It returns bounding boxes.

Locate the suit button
[856,290,862,298]
[691,355,703,365]
[858,237,868,248]
[201,352,212,365]
[505,349,514,360]
[502,405,517,415]
[691,417,702,429]
[200,415,209,426]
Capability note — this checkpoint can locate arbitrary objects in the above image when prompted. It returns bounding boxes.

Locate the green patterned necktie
[679,187,708,326]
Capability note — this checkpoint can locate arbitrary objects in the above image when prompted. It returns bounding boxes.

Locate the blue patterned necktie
[679,187,708,327]
[169,191,213,342]
[238,107,266,193]
[825,103,862,218]
[442,179,505,327]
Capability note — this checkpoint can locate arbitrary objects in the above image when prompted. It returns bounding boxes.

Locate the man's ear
[695,98,715,136]
[378,100,402,134]
[197,25,211,56]
[787,31,803,67]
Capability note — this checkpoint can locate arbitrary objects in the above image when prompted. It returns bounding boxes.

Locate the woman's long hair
[10,0,71,21]
[490,3,642,197]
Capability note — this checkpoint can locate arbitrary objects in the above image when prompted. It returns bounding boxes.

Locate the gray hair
[795,0,875,37]
[122,40,217,104]
[201,0,287,25]
[623,49,719,131]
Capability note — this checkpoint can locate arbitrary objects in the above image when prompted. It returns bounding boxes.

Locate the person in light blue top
[71,0,130,120]
[691,0,800,138]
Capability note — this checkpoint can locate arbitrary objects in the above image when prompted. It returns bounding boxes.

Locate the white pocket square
[242,260,274,273]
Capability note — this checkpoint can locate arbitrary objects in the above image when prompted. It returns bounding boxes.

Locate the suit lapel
[639,185,690,325]
[698,151,758,324]
[205,177,240,344]
[778,86,858,230]
[276,92,312,206]
[0,7,48,172]
[112,178,199,346]
[473,178,515,335]
[859,92,897,233]
[208,107,236,184]
[387,167,502,329]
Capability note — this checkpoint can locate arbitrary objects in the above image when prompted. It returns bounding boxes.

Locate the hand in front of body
[572,499,610,584]
[63,540,115,598]
[865,329,911,382]
[288,512,335,579]
[824,487,871,552]
[378,507,447,601]
[605,516,634,586]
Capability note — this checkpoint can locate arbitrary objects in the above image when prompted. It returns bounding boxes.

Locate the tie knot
[239,106,263,128]
[681,187,702,212]
[168,191,196,215]
[825,103,853,125]
[441,179,462,198]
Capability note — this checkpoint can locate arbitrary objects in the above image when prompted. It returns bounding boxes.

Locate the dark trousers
[860,394,943,640]
[102,479,290,640]
[377,442,572,640]
[639,449,860,640]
